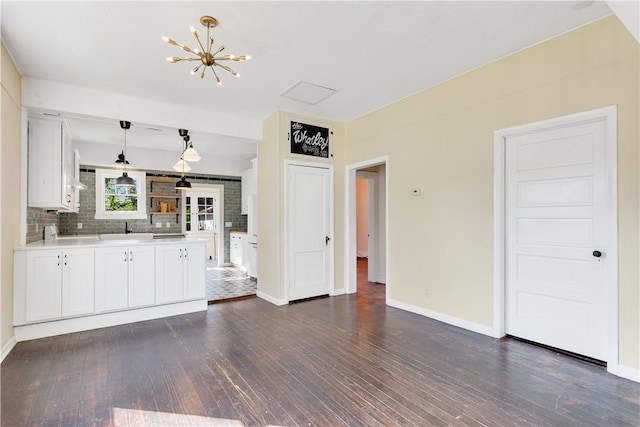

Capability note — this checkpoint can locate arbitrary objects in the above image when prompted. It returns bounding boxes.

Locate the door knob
[592,250,602,258]
[325,236,331,245]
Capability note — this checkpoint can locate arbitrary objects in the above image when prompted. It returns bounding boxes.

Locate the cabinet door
[129,246,155,308]
[183,243,206,300]
[25,250,62,322]
[155,244,184,304]
[62,248,95,317]
[27,117,63,208]
[95,246,129,312]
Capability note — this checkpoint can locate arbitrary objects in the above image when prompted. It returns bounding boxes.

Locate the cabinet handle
[124,251,128,262]
[57,255,60,266]
[64,254,68,266]
[179,248,183,258]
[129,251,133,262]
[184,248,188,258]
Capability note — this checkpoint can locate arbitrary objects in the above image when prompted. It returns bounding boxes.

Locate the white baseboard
[14,299,207,342]
[376,274,386,284]
[1,336,16,362]
[331,288,346,296]
[387,298,494,337]
[356,251,368,258]
[257,291,288,306]
[615,364,640,383]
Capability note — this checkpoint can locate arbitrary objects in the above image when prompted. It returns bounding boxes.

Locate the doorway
[286,162,333,301]
[183,186,223,266]
[493,106,618,373]
[346,157,388,296]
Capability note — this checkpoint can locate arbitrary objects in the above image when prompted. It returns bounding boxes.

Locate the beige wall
[1,42,22,349]
[257,112,345,301]
[346,16,639,370]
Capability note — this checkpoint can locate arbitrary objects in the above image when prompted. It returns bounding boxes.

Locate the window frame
[94,168,147,220]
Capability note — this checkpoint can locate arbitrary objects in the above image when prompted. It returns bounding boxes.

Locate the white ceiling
[1,1,613,161]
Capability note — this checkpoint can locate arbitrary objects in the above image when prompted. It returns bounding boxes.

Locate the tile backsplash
[27,167,247,262]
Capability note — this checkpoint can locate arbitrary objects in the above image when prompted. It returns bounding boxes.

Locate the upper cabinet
[241,158,257,215]
[27,116,72,210]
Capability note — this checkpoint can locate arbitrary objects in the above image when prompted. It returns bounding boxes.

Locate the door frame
[182,183,224,267]
[345,156,389,296]
[493,105,618,374]
[356,171,378,282]
[284,160,334,302]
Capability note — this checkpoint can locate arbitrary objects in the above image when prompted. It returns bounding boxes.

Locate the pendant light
[175,129,192,190]
[116,121,135,187]
[172,157,191,172]
[179,129,201,162]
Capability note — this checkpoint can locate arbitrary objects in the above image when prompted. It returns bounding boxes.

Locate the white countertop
[16,235,207,250]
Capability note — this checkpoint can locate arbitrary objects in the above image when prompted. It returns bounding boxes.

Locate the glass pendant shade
[116,172,135,187]
[182,144,201,162]
[173,158,191,172]
[175,176,192,190]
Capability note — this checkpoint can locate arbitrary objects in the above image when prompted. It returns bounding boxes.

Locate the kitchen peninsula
[13,235,206,341]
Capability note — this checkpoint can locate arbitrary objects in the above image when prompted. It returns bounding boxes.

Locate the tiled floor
[206,260,257,302]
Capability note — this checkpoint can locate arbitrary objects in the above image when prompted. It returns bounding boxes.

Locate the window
[185,192,217,233]
[95,169,147,219]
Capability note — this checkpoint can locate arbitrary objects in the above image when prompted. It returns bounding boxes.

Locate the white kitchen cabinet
[27,116,72,210]
[23,248,94,323]
[58,149,83,213]
[155,242,205,304]
[128,246,156,308]
[241,158,257,215]
[61,248,96,317]
[95,245,155,312]
[230,232,246,268]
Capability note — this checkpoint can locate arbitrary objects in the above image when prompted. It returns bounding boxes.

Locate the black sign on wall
[290,121,331,158]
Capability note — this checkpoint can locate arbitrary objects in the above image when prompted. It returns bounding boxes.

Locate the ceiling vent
[279,81,337,105]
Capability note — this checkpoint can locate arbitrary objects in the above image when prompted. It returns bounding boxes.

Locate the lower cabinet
[156,242,206,304]
[15,240,205,334]
[24,248,95,322]
[230,232,246,268]
[95,245,155,312]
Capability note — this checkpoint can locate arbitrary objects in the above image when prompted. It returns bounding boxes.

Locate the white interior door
[506,118,610,361]
[287,164,332,301]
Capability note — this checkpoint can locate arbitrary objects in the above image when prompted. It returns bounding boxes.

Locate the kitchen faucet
[125,221,131,234]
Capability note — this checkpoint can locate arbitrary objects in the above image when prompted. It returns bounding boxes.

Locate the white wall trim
[331,288,346,296]
[13,299,206,342]
[493,105,620,374]
[616,365,640,383]
[257,291,288,306]
[1,336,17,362]
[345,156,389,296]
[388,298,494,337]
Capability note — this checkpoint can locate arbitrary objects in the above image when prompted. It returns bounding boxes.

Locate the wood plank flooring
[2,261,639,426]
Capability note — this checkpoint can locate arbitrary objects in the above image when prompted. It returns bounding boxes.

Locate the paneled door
[287,163,332,301]
[505,117,611,361]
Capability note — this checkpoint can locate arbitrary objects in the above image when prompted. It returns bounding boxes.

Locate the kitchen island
[13,235,207,341]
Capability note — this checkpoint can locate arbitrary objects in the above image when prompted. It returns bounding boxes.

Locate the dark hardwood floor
[2,259,639,426]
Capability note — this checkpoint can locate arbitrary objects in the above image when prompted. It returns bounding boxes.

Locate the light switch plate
[77,223,83,229]
[165,222,171,228]
[225,221,233,227]
[155,222,162,228]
